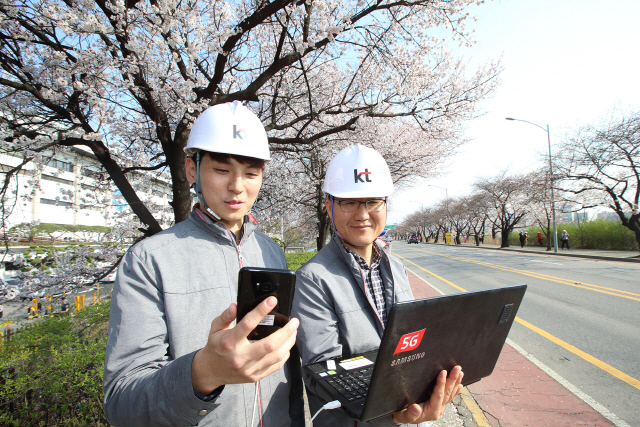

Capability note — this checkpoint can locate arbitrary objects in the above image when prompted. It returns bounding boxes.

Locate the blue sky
[388,0,640,224]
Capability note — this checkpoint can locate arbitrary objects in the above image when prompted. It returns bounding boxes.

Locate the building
[1,147,175,235]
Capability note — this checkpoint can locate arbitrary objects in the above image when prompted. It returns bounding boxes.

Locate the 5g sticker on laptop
[393,328,426,355]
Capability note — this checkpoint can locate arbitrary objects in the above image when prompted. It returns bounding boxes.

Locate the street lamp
[426,184,449,244]
[505,117,558,252]
[426,184,448,202]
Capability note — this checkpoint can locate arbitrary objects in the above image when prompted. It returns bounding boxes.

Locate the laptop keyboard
[326,367,373,401]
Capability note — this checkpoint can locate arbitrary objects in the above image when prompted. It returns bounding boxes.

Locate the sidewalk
[407,270,617,427]
[423,241,640,263]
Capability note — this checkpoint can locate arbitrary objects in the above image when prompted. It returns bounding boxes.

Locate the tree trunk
[546,218,552,251]
[316,186,330,251]
[624,218,640,254]
[167,126,192,224]
[317,218,330,251]
[500,226,510,248]
[617,212,640,254]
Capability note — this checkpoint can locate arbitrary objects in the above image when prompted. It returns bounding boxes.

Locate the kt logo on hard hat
[323,143,393,198]
[354,168,372,183]
[233,125,245,139]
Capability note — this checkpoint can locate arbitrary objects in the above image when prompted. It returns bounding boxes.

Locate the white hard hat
[323,144,394,198]
[185,101,270,160]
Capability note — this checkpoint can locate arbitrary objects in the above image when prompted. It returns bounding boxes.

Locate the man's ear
[186,156,197,185]
[325,199,333,221]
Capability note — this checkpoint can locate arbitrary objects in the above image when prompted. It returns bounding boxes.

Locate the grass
[286,251,317,271]
[509,220,639,251]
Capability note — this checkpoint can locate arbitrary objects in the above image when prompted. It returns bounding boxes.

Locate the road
[1,282,114,325]
[391,242,640,426]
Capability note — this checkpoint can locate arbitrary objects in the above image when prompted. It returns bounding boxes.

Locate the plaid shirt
[343,244,387,326]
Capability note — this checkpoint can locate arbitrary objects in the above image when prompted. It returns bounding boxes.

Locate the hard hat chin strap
[329,196,388,248]
[194,151,222,221]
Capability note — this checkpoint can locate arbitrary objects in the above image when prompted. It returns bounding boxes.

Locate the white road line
[526,259,563,265]
[507,339,630,427]
[405,266,629,427]
[405,266,448,296]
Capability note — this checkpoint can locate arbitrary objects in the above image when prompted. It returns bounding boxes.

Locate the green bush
[286,251,317,271]
[0,303,110,426]
[0,251,316,426]
[510,220,638,250]
[557,220,638,250]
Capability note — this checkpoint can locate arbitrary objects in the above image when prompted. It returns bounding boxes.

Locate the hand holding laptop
[392,366,464,424]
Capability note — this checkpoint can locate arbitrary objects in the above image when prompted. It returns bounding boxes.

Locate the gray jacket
[104,209,303,427]
[291,234,415,427]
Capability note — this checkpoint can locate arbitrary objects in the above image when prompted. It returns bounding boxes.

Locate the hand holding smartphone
[236,267,296,341]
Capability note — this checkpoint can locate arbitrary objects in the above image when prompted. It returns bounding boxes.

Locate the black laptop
[303,284,527,422]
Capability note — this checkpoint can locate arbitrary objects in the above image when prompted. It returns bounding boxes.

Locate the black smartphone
[236,267,296,341]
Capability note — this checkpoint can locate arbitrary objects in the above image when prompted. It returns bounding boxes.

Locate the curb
[420,242,640,263]
[456,388,489,427]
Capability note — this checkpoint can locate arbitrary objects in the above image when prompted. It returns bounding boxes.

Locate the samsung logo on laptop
[390,351,426,367]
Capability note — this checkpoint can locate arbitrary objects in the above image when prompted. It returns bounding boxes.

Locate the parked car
[407,235,419,244]
[99,270,117,283]
[27,288,45,300]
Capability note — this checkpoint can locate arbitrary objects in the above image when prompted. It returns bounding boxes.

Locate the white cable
[251,381,259,427]
[305,400,342,427]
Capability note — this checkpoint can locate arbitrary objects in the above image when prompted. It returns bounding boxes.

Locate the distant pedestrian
[479,232,484,244]
[525,232,528,246]
[519,231,525,248]
[537,232,543,246]
[561,230,570,249]
[60,298,69,313]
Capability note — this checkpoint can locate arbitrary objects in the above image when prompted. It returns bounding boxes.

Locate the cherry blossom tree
[474,171,530,248]
[446,196,475,244]
[555,111,640,252]
[523,167,560,251]
[397,202,449,243]
[464,192,490,245]
[0,0,503,300]
[1,0,500,237]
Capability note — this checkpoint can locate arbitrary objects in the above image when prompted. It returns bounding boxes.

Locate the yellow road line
[413,248,640,296]
[394,254,467,292]
[514,317,640,391]
[393,251,640,393]
[397,247,640,301]
[460,387,492,427]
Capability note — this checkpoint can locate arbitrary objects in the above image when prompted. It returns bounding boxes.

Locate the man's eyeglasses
[334,199,386,213]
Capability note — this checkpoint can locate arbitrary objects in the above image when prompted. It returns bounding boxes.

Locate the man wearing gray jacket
[292,144,463,427]
[103,102,303,427]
